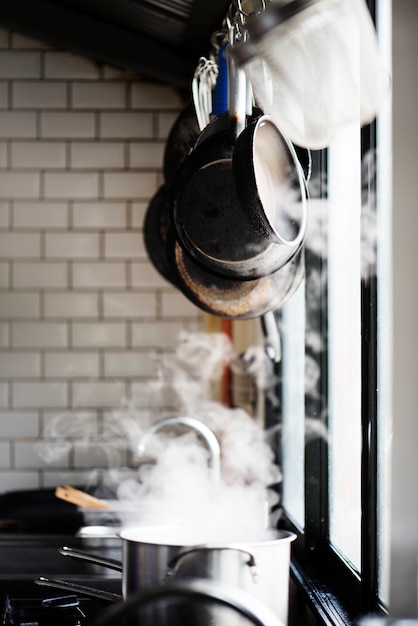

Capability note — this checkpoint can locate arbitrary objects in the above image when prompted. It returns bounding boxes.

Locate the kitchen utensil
[121,525,295,624]
[210,39,229,118]
[171,100,308,281]
[49,525,295,624]
[0,487,83,533]
[192,53,219,131]
[238,101,313,184]
[74,529,123,577]
[170,33,257,279]
[232,113,307,262]
[59,545,122,572]
[37,577,285,626]
[167,226,304,319]
[144,118,230,288]
[261,310,281,363]
[145,96,216,286]
[55,486,110,509]
[162,103,200,185]
[36,576,121,603]
[143,185,177,285]
[44,522,295,622]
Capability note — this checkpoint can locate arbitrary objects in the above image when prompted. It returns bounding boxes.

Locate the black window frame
[278,125,383,626]
[273,0,388,618]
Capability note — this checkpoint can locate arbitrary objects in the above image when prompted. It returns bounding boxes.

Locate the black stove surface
[0,576,121,626]
[0,532,122,626]
[2,594,108,626]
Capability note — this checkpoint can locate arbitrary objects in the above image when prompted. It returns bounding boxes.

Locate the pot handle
[59,545,123,572]
[166,543,259,583]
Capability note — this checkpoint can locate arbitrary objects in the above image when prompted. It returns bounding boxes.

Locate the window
[277,0,393,621]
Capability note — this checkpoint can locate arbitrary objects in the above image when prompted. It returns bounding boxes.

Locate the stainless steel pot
[120,525,295,624]
[40,525,295,625]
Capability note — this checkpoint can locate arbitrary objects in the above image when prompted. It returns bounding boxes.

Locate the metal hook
[235,0,267,18]
[210,29,228,52]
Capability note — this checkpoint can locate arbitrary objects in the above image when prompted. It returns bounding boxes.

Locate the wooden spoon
[55,485,110,509]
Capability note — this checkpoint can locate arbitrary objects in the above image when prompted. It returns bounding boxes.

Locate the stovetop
[2,594,107,626]
[0,534,122,626]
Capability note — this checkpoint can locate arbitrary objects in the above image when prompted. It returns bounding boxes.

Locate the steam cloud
[35,150,379,538]
[105,330,282,535]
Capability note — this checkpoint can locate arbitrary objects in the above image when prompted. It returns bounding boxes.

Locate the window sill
[289,559,358,626]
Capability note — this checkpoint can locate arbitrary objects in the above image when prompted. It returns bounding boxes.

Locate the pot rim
[119,525,296,547]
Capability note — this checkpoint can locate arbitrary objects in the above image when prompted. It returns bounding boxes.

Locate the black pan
[143,185,177,286]
[170,110,307,280]
[166,226,304,320]
[163,103,200,185]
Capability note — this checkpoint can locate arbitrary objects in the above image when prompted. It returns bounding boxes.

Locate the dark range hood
[0,0,231,87]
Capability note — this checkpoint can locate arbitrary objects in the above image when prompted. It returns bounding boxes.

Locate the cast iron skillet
[170,109,308,281]
[143,185,177,286]
[166,225,305,320]
[163,103,201,185]
[143,103,200,286]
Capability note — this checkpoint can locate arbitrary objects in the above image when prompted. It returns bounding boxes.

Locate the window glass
[327,125,362,571]
[278,2,392,611]
[281,281,306,529]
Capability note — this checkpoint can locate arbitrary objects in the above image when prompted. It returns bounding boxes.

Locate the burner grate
[2,594,107,626]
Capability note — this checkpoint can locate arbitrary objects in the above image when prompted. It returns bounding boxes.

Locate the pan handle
[35,576,121,602]
[166,543,259,583]
[261,311,281,363]
[59,545,123,572]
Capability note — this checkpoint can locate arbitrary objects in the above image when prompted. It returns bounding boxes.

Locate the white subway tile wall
[0,28,202,492]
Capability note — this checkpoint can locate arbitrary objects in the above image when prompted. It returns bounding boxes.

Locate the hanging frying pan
[170,63,308,281]
[232,113,308,247]
[143,185,177,286]
[163,103,201,186]
[166,226,304,320]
